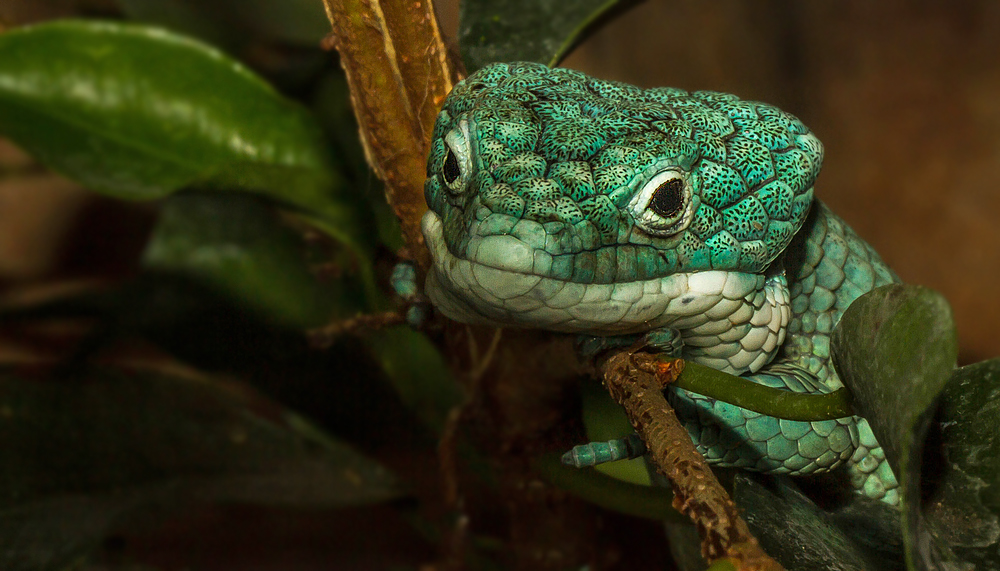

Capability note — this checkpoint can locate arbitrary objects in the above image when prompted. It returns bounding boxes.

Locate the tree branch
[306,310,406,348]
[320,0,461,270]
[599,350,785,571]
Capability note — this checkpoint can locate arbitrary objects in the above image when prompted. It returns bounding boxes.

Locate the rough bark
[600,351,784,571]
[320,0,460,267]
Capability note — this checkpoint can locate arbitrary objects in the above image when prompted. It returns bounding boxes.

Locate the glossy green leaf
[459,0,643,72]
[362,327,462,433]
[734,473,904,571]
[925,358,1000,568]
[0,365,399,571]
[831,284,959,570]
[142,194,363,328]
[119,0,330,47]
[0,20,372,258]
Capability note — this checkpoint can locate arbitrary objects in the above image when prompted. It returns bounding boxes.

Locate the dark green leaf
[363,327,461,433]
[119,0,330,47]
[702,558,738,571]
[925,359,1000,568]
[0,20,372,258]
[534,453,681,521]
[459,0,643,72]
[734,472,903,571]
[0,365,399,571]
[664,520,708,571]
[311,71,404,252]
[142,194,363,328]
[831,284,960,569]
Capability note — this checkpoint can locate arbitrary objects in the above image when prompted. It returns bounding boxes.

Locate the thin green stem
[672,360,855,421]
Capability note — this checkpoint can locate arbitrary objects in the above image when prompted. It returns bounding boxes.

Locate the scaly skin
[420,61,900,504]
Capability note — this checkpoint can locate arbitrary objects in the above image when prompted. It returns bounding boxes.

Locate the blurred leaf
[142,194,362,328]
[459,0,643,73]
[311,71,368,180]
[925,358,1000,568]
[534,453,680,521]
[119,0,330,47]
[703,560,737,571]
[311,71,404,252]
[831,285,960,570]
[734,472,903,571]
[0,20,373,259]
[664,520,708,571]
[363,327,461,433]
[579,377,650,485]
[0,365,399,571]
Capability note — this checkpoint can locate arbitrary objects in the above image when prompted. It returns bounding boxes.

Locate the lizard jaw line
[421,211,791,374]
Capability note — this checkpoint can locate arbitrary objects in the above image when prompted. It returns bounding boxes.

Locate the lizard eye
[441,123,473,193]
[649,178,685,218]
[443,148,461,185]
[628,169,693,236]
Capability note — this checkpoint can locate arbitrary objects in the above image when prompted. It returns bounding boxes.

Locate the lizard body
[420,61,899,504]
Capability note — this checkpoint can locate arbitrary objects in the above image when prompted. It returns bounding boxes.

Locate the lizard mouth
[420,210,788,341]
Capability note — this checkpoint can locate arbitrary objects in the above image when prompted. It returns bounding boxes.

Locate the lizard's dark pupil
[649,179,684,218]
[443,148,461,184]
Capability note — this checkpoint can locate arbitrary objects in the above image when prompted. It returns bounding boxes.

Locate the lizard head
[422,61,822,334]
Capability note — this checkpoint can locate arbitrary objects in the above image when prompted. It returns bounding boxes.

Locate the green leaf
[459,0,643,73]
[142,194,363,328]
[0,365,399,571]
[734,473,904,571]
[0,20,372,258]
[362,327,462,433]
[831,284,960,570]
[534,453,681,521]
[311,71,405,252]
[119,0,330,47]
[703,559,738,571]
[924,358,1000,568]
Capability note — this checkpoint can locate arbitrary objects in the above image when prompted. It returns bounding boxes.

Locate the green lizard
[418,61,899,504]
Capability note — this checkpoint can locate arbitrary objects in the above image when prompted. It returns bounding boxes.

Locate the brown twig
[320,0,461,270]
[306,310,406,348]
[599,350,785,571]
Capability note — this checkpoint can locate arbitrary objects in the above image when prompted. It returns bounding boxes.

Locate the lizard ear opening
[628,169,694,237]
